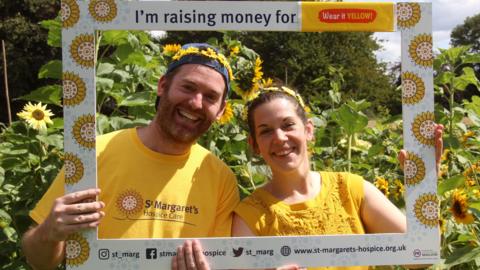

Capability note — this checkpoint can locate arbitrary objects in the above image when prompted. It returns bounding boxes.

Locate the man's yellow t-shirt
[30,128,239,238]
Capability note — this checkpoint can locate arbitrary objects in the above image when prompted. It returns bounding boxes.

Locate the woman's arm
[360,181,407,233]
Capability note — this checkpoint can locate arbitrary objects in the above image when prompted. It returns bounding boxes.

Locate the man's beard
[155,93,215,144]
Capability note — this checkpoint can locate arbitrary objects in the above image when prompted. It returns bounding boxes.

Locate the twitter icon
[232,247,244,257]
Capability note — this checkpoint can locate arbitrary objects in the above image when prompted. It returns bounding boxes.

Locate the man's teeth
[179,109,199,121]
[276,149,292,156]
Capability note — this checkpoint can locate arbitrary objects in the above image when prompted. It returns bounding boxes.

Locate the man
[21,43,239,270]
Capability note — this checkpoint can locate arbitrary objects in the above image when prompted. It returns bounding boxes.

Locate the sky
[343,0,480,63]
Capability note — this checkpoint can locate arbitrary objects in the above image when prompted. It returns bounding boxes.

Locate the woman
[231,87,442,270]
[173,87,443,270]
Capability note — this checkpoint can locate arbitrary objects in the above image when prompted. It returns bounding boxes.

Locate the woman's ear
[248,135,260,154]
[305,119,315,141]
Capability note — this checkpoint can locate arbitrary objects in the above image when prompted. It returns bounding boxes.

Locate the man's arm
[22,188,104,270]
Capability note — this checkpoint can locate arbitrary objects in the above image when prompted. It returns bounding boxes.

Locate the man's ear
[157,76,167,97]
[215,100,227,120]
[248,135,260,154]
[305,119,315,141]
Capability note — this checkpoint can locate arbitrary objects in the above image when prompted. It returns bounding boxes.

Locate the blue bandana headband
[166,43,233,97]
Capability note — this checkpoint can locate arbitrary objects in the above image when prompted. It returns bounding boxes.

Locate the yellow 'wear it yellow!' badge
[301,2,394,32]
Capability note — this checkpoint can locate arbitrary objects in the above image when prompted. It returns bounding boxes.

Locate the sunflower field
[1,15,480,270]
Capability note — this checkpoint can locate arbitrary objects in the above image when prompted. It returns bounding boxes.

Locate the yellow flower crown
[242,86,309,121]
[171,46,234,81]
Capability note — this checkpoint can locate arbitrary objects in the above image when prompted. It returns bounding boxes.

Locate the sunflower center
[452,201,465,217]
[32,109,45,120]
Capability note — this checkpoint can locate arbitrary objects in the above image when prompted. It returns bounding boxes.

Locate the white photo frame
[61,1,438,268]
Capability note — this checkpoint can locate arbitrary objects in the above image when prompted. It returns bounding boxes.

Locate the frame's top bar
[73,1,395,32]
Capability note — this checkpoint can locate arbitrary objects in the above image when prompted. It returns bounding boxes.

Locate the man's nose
[189,93,203,109]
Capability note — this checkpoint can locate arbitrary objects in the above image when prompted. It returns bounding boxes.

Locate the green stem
[347,134,352,173]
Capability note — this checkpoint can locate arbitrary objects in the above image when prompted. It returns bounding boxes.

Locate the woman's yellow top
[234,171,368,270]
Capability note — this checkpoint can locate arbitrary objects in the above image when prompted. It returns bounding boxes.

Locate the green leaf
[36,134,63,149]
[444,246,480,267]
[367,143,384,157]
[96,77,114,91]
[121,51,148,66]
[438,175,464,195]
[38,60,62,79]
[96,62,115,76]
[464,96,480,116]
[0,209,12,228]
[2,227,17,242]
[461,53,480,64]
[0,167,4,187]
[39,19,61,47]
[118,91,152,107]
[452,67,480,91]
[331,104,368,136]
[101,30,129,46]
[96,113,111,135]
[434,71,454,85]
[17,85,62,106]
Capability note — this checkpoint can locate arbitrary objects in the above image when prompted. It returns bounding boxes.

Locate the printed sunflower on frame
[414,193,438,228]
[411,112,435,146]
[65,233,90,266]
[116,189,144,217]
[396,3,421,29]
[88,0,118,23]
[409,34,433,68]
[70,34,95,68]
[404,151,426,185]
[61,0,80,28]
[64,152,84,185]
[402,72,425,105]
[72,114,96,149]
[63,72,87,107]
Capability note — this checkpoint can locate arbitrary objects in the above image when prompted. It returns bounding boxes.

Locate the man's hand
[172,240,210,270]
[39,188,105,242]
[399,124,444,174]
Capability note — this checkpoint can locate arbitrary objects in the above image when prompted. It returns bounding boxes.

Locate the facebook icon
[146,248,157,259]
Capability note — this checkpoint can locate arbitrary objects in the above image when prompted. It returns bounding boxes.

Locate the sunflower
[233,57,263,101]
[463,162,479,187]
[116,189,144,217]
[64,152,84,185]
[409,34,433,68]
[404,151,426,185]
[396,3,421,29]
[65,233,90,266]
[61,0,80,28]
[440,149,450,162]
[230,46,240,56]
[392,179,405,200]
[414,193,438,228]
[450,189,475,224]
[72,114,96,149]
[374,177,390,197]
[218,101,234,125]
[88,0,118,23]
[17,102,54,131]
[63,72,87,107]
[70,34,95,68]
[163,44,181,56]
[411,111,435,146]
[402,72,425,105]
[261,78,273,88]
[461,130,476,146]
